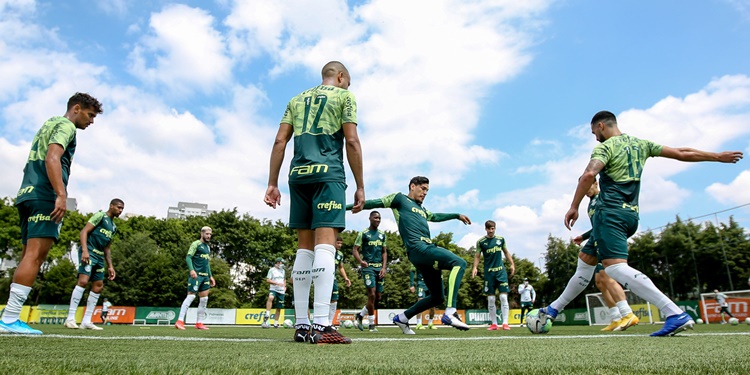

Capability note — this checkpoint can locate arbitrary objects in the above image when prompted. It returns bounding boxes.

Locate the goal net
[699,289,750,324]
[585,289,662,325]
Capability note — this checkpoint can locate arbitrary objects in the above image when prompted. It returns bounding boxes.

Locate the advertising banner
[236,308,275,325]
[29,304,67,324]
[699,297,750,323]
[91,306,136,324]
[186,308,237,324]
[134,307,180,325]
[547,307,589,326]
[375,309,465,325]
[1,305,33,323]
[465,309,524,325]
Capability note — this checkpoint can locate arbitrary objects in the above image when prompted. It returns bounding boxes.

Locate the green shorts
[361,266,385,293]
[269,290,285,309]
[521,301,533,309]
[17,200,62,244]
[331,278,339,301]
[188,274,211,293]
[416,281,429,299]
[581,237,597,257]
[77,249,106,282]
[592,208,638,260]
[483,271,510,295]
[594,263,604,274]
[288,182,346,231]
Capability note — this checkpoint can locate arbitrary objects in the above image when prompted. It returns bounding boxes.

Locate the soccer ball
[361,318,370,327]
[526,309,552,334]
[745,317,750,325]
[696,318,704,324]
[342,319,353,329]
[729,317,739,325]
[283,319,293,328]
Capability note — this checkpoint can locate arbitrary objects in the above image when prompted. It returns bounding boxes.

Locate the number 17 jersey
[282,84,358,184]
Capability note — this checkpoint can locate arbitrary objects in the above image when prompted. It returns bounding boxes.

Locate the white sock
[616,300,633,316]
[499,293,509,325]
[82,292,100,325]
[2,283,31,324]
[178,294,196,321]
[197,296,208,323]
[329,301,338,325]
[312,244,336,327]
[292,249,314,327]
[360,305,369,316]
[487,295,497,324]
[265,309,270,318]
[550,259,595,311]
[67,285,85,321]
[609,307,622,321]
[605,263,683,317]
[445,307,457,316]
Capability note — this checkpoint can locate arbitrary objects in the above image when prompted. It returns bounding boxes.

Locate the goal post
[699,289,750,324]
[585,289,662,325]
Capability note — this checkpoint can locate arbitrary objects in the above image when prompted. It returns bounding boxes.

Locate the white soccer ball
[745,317,750,325]
[525,309,552,334]
[729,317,739,325]
[361,318,370,327]
[283,319,293,328]
[696,318,704,324]
[342,319,353,329]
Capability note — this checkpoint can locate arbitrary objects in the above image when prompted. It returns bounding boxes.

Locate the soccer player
[472,220,515,331]
[518,278,536,326]
[409,264,438,330]
[175,226,215,330]
[265,61,364,345]
[713,289,735,324]
[64,198,124,330]
[348,176,472,334]
[352,211,388,332]
[330,235,352,329]
[541,110,743,337]
[101,298,112,325]
[263,258,286,329]
[0,92,102,334]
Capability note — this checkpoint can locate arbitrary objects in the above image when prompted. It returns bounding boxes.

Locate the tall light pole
[714,214,734,290]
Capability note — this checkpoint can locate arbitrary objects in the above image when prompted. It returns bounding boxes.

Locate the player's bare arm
[471,251,481,278]
[264,123,293,209]
[79,222,96,265]
[457,214,471,225]
[352,245,368,267]
[566,159,604,230]
[46,143,67,223]
[343,122,365,213]
[379,246,388,278]
[105,246,116,280]
[504,248,515,278]
[659,146,743,163]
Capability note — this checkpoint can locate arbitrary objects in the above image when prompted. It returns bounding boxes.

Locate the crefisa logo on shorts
[317,201,342,211]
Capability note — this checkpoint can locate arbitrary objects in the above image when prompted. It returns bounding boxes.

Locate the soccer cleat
[79,322,103,331]
[650,312,694,337]
[601,318,623,332]
[64,319,79,329]
[261,321,270,329]
[354,313,365,331]
[310,325,352,344]
[538,306,558,323]
[487,323,499,331]
[428,323,437,330]
[617,313,639,331]
[175,320,186,330]
[274,323,279,329]
[0,320,42,335]
[416,322,424,330]
[501,323,511,331]
[441,312,470,331]
[393,315,415,335]
[294,325,311,343]
[369,325,379,333]
[195,322,209,330]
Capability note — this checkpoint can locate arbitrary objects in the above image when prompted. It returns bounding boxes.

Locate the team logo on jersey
[193,285,199,291]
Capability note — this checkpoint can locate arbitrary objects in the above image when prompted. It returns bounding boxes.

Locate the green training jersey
[187,240,212,276]
[86,211,117,253]
[281,85,357,184]
[354,228,386,264]
[590,134,662,213]
[409,265,424,286]
[335,249,344,266]
[349,193,458,252]
[16,116,77,203]
[476,236,507,274]
[581,194,599,241]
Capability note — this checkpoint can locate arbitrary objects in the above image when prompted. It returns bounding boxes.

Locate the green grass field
[0,322,748,374]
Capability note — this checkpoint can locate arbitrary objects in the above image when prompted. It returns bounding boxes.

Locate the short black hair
[369,211,380,217]
[591,110,616,126]
[409,176,429,188]
[336,235,343,241]
[67,92,103,114]
[110,198,124,206]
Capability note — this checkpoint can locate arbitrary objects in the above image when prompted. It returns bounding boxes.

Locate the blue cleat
[650,312,694,337]
[0,320,42,335]
[354,313,365,331]
[441,312,470,331]
[393,315,415,335]
[538,306,558,323]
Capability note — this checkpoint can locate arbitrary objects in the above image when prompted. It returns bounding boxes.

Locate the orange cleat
[487,324,499,331]
[175,320,185,330]
[195,322,209,330]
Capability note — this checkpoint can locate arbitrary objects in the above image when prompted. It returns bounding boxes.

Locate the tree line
[0,197,748,310]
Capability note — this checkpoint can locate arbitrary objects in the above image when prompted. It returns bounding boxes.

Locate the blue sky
[1,0,749,264]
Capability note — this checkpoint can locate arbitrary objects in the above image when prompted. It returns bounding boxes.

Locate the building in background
[167,202,215,219]
[66,197,77,211]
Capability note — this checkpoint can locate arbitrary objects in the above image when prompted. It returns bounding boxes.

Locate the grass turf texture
[1,323,748,374]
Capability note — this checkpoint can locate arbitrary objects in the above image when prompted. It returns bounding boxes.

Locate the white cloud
[128,4,232,94]
[706,170,750,205]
